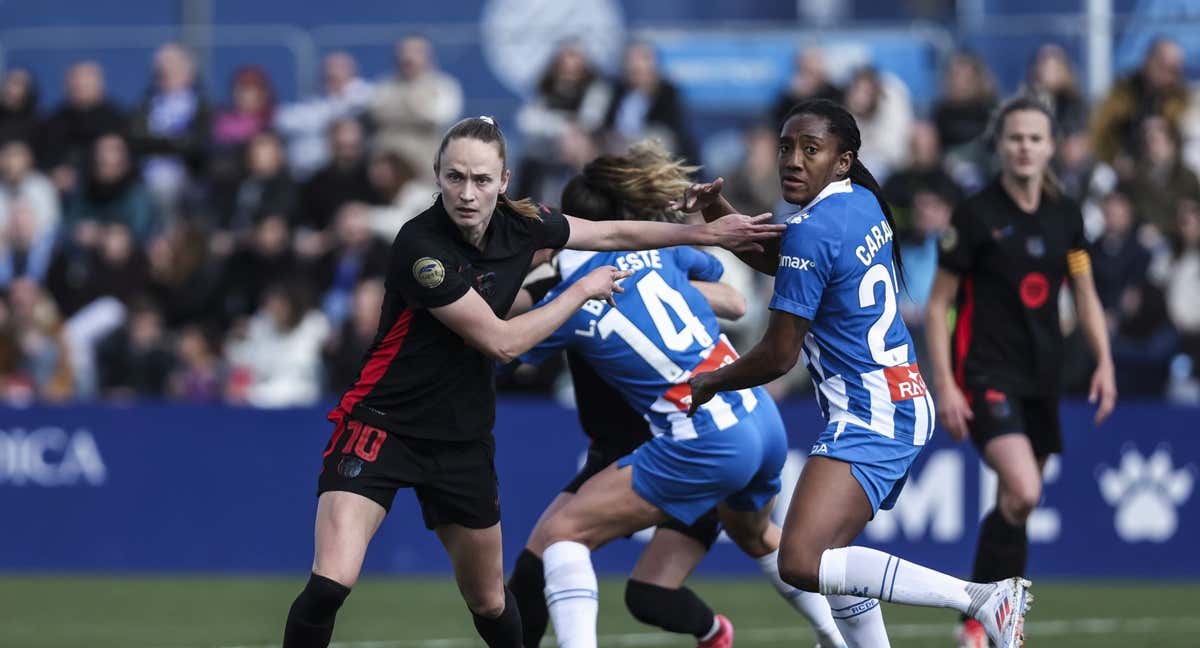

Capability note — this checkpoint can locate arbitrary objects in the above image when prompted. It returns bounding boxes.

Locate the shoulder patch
[412,257,446,288]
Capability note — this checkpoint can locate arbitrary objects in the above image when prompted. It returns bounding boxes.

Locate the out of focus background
[0,1,1198,646]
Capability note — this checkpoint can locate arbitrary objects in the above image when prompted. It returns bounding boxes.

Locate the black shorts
[317,417,500,530]
[561,440,722,551]
[966,386,1062,457]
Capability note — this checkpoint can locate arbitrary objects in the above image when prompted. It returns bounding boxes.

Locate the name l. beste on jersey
[779,216,894,269]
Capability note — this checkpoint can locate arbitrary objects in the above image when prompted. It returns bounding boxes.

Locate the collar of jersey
[556,249,599,282]
[787,178,853,222]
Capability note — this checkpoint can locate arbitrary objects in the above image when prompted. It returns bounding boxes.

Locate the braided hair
[783,98,905,284]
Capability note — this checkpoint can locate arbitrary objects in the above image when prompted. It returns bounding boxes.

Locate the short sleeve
[532,206,571,249]
[674,246,725,282]
[768,224,840,321]
[937,203,980,276]
[389,234,470,308]
[1066,203,1093,277]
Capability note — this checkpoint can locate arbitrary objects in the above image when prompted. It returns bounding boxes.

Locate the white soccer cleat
[976,577,1033,648]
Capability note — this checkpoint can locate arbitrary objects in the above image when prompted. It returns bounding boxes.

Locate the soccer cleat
[975,577,1034,648]
[698,614,734,648]
[957,618,989,648]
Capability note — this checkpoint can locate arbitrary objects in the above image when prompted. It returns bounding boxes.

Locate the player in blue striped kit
[687,99,1033,648]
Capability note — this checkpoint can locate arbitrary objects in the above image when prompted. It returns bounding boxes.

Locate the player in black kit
[925,97,1117,648]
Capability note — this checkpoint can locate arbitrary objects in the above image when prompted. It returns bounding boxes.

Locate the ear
[499,167,511,195]
[835,150,854,178]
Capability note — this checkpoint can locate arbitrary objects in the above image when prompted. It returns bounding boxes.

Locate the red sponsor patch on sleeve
[884,363,928,401]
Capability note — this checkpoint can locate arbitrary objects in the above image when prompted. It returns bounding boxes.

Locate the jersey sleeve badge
[413,257,446,288]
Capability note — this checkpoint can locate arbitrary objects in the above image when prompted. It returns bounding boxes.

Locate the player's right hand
[574,266,633,307]
[671,176,725,213]
[686,372,717,417]
[937,383,974,442]
[707,212,784,254]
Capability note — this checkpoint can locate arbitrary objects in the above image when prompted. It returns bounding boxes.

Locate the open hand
[670,177,725,213]
[575,266,633,307]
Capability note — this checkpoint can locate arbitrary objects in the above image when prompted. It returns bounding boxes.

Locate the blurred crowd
[0,35,1198,407]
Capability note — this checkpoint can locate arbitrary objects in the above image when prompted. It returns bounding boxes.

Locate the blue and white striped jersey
[770,179,935,445]
[522,246,767,440]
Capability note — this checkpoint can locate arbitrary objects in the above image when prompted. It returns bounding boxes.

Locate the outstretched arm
[687,309,809,414]
[563,211,782,255]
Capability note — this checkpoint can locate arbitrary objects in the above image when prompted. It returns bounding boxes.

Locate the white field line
[211,615,1200,648]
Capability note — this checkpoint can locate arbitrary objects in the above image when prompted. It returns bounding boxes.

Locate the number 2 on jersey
[858,263,909,366]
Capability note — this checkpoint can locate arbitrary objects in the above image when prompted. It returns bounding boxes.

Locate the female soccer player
[686,99,1032,648]
[507,142,846,648]
[924,96,1116,648]
[280,117,782,648]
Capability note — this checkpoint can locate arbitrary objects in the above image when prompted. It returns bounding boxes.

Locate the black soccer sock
[507,549,549,648]
[472,587,524,648]
[624,579,716,637]
[282,573,352,648]
[962,509,1029,621]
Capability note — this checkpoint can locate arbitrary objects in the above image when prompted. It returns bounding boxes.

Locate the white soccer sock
[756,550,846,647]
[826,595,890,648]
[818,547,993,616]
[543,541,599,648]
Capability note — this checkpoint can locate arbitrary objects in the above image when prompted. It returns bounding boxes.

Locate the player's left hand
[1089,360,1117,426]
[686,372,718,417]
[707,212,783,254]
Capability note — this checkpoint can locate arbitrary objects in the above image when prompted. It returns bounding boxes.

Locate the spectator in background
[603,42,698,164]
[0,139,60,245]
[899,188,954,334]
[323,277,383,395]
[1023,44,1087,137]
[6,278,73,401]
[882,121,962,214]
[147,219,222,330]
[65,133,158,242]
[0,198,57,288]
[0,69,38,146]
[39,61,128,195]
[217,214,297,321]
[932,51,997,151]
[130,43,212,215]
[1091,38,1189,168]
[723,124,781,219]
[514,41,611,202]
[770,46,842,127]
[213,66,275,150]
[276,51,372,178]
[1160,199,1200,368]
[1091,190,1151,319]
[96,298,175,399]
[369,35,463,181]
[297,118,374,233]
[1125,116,1200,238]
[843,66,913,181]
[224,281,329,407]
[169,324,223,403]
[364,148,434,240]
[305,204,389,328]
[222,131,296,238]
[209,66,276,197]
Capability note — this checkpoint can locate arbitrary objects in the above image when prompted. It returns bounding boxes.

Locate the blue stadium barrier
[0,399,1195,577]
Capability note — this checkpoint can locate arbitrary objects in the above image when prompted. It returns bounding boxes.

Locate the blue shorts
[810,421,923,515]
[617,401,787,525]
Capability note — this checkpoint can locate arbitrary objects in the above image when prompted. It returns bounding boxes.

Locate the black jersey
[566,349,653,452]
[938,179,1087,395]
[330,197,571,441]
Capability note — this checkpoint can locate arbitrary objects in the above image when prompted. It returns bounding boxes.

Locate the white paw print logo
[1097,446,1196,543]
